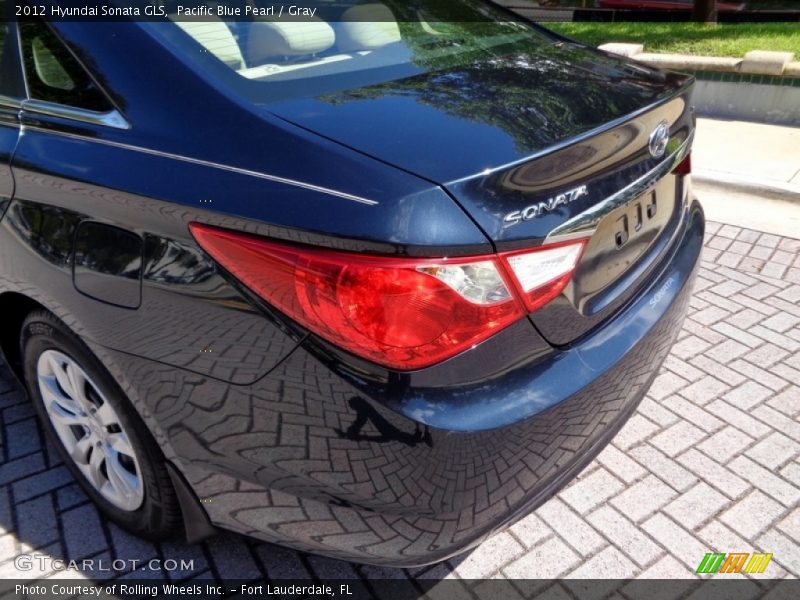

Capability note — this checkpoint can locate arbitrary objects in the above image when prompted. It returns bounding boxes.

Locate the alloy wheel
[36,349,144,511]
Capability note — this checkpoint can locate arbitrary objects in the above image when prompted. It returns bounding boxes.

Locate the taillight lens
[673,152,692,176]
[503,241,586,313]
[190,223,586,370]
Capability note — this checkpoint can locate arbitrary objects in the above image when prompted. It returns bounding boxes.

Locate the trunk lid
[268,41,695,345]
[267,41,692,188]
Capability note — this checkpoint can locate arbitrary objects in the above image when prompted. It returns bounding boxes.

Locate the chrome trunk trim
[545,132,693,244]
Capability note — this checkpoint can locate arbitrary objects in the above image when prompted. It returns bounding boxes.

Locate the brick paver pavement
[0,221,798,585]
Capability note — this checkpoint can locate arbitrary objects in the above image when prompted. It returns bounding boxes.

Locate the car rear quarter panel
[95,200,704,565]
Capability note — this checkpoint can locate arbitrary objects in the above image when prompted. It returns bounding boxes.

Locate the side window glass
[0,21,25,98]
[19,21,112,112]
[0,22,9,93]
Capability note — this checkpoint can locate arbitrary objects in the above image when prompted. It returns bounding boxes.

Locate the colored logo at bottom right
[696,552,774,575]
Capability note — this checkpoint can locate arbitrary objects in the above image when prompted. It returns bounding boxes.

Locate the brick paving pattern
[0,221,798,585]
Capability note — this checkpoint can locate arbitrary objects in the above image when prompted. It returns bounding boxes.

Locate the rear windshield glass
[147,0,556,104]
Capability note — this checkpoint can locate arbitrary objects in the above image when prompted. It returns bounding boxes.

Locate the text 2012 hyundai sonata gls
[0,1,703,566]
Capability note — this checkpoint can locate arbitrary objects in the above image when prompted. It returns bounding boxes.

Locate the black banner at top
[10,0,799,23]
[13,1,343,21]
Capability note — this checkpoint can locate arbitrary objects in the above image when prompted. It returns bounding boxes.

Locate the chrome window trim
[14,20,129,130]
[0,94,23,110]
[545,132,694,244]
[21,99,131,130]
[15,17,30,99]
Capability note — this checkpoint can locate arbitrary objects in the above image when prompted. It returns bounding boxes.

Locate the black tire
[20,309,181,540]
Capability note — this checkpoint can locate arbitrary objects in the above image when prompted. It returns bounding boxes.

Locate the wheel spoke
[48,354,75,399]
[65,363,93,413]
[105,452,139,501]
[47,399,88,427]
[93,402,117,427]
[70,435,94,465]
[40,376,84,415]
[87,444,106,489]
[107,432,135,458]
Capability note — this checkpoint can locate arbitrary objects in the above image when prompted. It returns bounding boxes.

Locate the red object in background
[673,152,692,176]
[598,1,747,11]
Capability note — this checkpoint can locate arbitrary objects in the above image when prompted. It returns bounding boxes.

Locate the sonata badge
[504,185,589,226]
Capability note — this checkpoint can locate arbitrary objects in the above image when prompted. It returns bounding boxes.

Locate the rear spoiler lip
[443,75,696,188]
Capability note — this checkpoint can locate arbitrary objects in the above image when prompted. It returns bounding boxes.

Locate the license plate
[573,179,676,301]
[613,190,659,249]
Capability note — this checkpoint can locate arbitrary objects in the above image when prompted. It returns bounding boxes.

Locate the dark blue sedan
[0,0,703,565]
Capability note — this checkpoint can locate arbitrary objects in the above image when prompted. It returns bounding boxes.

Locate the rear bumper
[105,201,704,566]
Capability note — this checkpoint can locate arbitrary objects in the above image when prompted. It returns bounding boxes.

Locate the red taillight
[502,241,586,313]
[190,223,586,370]
[673,152,692,176]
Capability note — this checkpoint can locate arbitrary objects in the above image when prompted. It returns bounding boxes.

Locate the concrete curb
[694,171,800,202]
[598,44,800,78]
[599,44,800,125]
